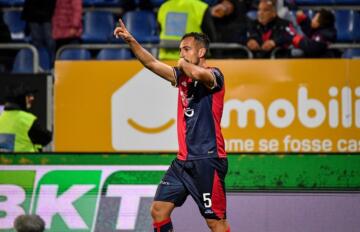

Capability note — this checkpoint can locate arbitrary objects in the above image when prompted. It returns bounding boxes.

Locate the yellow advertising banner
[55,60,360,152]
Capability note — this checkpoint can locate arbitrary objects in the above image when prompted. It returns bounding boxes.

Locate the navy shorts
[154,158,228,220]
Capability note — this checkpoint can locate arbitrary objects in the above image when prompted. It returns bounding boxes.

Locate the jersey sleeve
[210,67,224,92]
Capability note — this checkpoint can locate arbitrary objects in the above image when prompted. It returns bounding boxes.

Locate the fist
[211,4,227,18]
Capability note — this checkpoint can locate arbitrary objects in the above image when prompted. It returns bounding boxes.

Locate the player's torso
[177,75,225,160]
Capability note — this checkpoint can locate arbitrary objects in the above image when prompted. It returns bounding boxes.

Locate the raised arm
[113,19,176,85]
[177,58,216,89]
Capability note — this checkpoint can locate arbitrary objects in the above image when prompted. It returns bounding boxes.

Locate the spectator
[246,0,291,13]
[14,215,45,232]
[22,0,56,65]
[246,0,295,58]
[157,0,217,60]
[211,0,249,58]
[291,9,338,58]
[52,0,83,52]
[0,84,52,152]
[0,11,16,72]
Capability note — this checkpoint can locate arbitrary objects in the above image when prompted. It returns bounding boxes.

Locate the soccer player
[114,19,230,232]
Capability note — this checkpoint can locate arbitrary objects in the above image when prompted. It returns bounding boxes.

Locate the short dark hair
[318,9,335,28]
[259,0,276,9]
[181,32,210,51]
[14,215,45,232]
[4,84,36,109]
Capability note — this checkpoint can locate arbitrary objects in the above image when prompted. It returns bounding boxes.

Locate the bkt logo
[0,166,167,232]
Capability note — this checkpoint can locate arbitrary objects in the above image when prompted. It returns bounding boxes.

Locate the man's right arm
[114,19,176,85]
[296,11,311,36]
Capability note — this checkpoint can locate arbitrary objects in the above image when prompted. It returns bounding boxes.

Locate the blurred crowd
[157,0,339,59]
[0,0,357,72]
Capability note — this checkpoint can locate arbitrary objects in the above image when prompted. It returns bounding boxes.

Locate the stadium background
[1,0,360,231]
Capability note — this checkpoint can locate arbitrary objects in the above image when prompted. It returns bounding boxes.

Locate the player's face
[179,37,201,65]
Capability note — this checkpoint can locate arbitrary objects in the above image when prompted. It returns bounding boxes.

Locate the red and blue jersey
[173,66,226,160]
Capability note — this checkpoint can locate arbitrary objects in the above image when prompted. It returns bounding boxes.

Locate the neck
[198,58,207,68]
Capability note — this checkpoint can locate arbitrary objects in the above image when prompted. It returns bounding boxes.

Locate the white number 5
[202,193,212,208]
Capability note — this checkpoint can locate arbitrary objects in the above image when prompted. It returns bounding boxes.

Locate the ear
[198,48,206,58]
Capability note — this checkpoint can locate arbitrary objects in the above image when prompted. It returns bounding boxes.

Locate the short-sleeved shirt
[173,66,226,160]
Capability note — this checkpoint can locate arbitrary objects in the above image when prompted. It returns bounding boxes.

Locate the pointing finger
[118,18,126,29]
